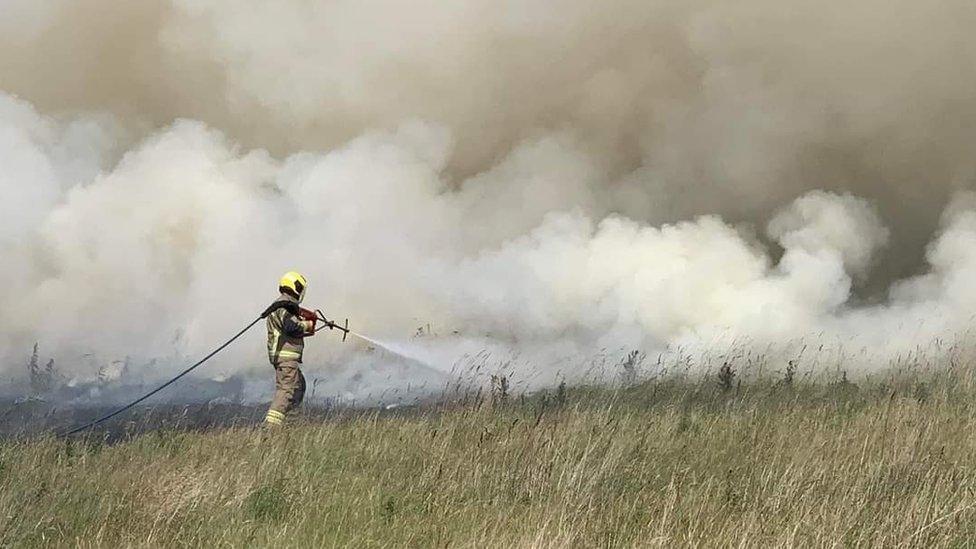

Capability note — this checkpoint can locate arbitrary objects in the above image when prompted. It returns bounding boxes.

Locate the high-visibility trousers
[265,360,306,425]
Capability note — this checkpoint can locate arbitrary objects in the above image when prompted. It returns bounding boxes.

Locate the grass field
[3,360,976,547]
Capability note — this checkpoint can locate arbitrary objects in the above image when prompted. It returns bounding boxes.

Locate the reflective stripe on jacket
[266,293,315,364]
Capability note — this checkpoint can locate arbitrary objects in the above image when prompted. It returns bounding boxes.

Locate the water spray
[313,310,445,376]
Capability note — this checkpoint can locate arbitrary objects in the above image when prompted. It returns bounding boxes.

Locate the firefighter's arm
[281,311,315,338]
[298,307,319,336]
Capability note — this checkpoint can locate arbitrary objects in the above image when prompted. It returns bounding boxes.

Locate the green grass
[3,364,976,547]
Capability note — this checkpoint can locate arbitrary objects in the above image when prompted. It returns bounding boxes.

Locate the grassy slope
[3,367,976,547]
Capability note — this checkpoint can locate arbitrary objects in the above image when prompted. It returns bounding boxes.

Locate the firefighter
[262,271,317,426]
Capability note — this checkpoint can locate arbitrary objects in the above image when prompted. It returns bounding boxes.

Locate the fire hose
[62,306,349,437]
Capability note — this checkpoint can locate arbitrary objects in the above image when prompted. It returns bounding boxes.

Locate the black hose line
[62,315,264,437]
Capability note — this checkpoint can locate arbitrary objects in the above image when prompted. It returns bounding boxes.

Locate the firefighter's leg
[293,368,307,409]
[265,360,301,426]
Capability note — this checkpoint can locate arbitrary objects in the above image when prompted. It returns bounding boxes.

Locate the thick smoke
[3,0,976,393]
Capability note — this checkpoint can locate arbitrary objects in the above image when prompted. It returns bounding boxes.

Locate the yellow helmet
[278,271,308,302]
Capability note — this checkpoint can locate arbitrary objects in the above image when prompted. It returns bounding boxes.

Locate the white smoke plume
[3,0,976,394]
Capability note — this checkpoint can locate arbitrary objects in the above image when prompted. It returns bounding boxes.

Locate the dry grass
[3,362,976,547]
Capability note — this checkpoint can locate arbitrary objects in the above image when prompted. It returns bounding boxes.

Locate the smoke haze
[3,0,976,392]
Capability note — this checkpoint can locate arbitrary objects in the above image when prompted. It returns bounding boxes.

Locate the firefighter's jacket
[265,293,315,364]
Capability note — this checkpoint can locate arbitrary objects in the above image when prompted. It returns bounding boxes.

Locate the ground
[2,363,976,547]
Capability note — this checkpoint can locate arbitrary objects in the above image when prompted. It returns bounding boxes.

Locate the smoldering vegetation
[4,333,971,443]
[0,339,452,440]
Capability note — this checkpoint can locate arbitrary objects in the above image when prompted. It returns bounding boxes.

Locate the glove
[298,307,318,321]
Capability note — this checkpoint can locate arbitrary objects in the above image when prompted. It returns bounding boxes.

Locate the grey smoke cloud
[2,0,976,385]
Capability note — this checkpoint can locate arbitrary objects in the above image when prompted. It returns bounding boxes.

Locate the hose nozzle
[315,310,349,342]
